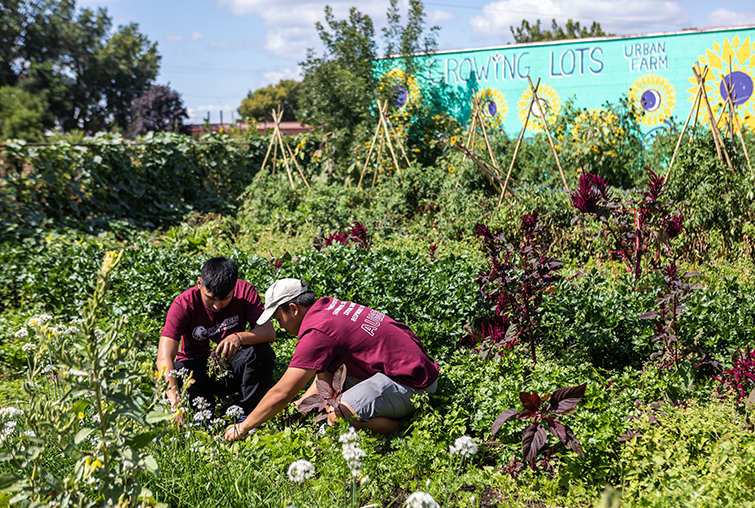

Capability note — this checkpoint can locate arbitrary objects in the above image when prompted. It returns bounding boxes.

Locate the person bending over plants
[156,257,276,422]
[223,278,439,442]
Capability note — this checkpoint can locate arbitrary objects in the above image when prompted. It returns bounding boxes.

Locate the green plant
[0,251,170,506]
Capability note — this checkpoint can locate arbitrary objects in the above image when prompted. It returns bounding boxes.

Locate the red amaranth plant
[298,364,347,422]
[491,384,587,469]
[475,213,562,363]
[713,346,755,406]
[323,222,372,250]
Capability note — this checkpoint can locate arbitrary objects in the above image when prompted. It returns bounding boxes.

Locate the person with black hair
[156,257,276,420]
[223,278,439,441]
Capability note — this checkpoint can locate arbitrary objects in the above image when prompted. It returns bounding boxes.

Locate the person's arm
[224,367,316,442]
[156,336,181,406]
[215,321,275,357]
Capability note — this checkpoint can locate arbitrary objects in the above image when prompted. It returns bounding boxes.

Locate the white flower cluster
[449,435,478,458]
[405,491,439,508]
[94,329,105,340]
[21,343,36,352]
[192,397,210,411]
[193,410,212,422]
[3,420,17,435]
[225,405,244,419]
[14,328,28,339]
[42,364,55,374]
[287,459,315,483]
[167,368,189,379]
[339,427,365,477]
[0,407,23,419]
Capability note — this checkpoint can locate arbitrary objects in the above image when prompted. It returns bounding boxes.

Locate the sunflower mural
[517,83,561,133]
[628,74,676,128]
[686,36,755,131]
[379,68,421,134]
[470,88,507,131]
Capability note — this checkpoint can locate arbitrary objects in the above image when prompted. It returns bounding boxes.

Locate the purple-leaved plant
[323,222,372,250]
[298,364,348,423]
[712,346,755,407]
[475,213,563,363]
[491,384,587,469]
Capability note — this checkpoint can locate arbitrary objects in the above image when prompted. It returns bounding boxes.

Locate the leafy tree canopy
[128,84,188,138]
[1,0,160,134]
[238,79,300,122]
[0,85,47,142]
[510,19,611,44]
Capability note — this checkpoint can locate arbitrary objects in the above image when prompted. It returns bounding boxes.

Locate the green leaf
[145,410,171,424]
[0,474,22,490]
[74,427,95,445]
[125,431,157,449]
[142,454,158,473]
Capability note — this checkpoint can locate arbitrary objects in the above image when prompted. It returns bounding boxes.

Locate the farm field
[2,121,755,508]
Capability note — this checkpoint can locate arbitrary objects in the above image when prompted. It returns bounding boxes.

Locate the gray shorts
[340,373,438,421]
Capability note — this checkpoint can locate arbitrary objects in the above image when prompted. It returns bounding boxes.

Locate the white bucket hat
[256,278,309,325]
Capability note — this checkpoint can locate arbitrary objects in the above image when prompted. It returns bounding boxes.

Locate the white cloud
[187,104,236,124]
[216,0,387,58]
[191,32,204,41]
[261,67,303,86]
[427,9,456,25]
[470,0,690,41]
[166,33,185,42]
[706,9,755,28]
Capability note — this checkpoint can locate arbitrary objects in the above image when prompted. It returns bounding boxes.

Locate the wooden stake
[501,79,538,204]
[383,111,411,168]
[477,104,503,180]
[372,132,386,189]
[528,76,570,193]
[693,65,725,164]
[359,102,385,188]
[379,106,403,179]
[668,85,702,177]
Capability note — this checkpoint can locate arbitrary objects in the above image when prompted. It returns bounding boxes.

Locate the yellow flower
[450,137,457,145]
[78,411,85,419]
[365,141,370,148]
[413,149,420,153]
[92,459,102,469]
[448,166,454,173]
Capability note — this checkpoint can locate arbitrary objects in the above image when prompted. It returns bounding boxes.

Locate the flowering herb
[474,214,563,363]
[449,435,478,458]
[491,383,587,469]
[287,459,315,484]
[207,351,231,381]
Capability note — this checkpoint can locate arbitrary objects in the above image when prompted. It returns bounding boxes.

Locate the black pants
[175,343,275,416]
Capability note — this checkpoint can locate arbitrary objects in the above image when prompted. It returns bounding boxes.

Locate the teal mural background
[383,26,755,137]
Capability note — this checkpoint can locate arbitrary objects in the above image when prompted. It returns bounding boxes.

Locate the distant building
[185,121,312,139]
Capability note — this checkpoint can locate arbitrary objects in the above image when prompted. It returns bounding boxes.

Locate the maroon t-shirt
[161,279,264,361]
[289,297,439,389]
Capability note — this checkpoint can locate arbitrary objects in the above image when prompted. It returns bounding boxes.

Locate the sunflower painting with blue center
[470,88,507,132]
[628,74,676,128]
[379,68,421,136]
[516,83,561,133]
[687,36,755,131]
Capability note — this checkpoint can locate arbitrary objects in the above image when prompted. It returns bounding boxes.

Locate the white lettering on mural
[442,52,531,83]
[550,46,603,78]
[623,42,667,72]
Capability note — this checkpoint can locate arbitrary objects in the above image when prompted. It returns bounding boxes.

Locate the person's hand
[215,333,242,358]
[224,422,250,442]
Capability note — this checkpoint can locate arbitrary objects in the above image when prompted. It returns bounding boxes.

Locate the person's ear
[197,277,203,288]
[290,302,298,316]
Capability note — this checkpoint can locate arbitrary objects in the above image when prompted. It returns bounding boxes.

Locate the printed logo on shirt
[350,305,365,322]
[333,300,348,315]
[191,315,240,342]
[360,309,385,336]
[326,299,339,311]
[343,302,356,316]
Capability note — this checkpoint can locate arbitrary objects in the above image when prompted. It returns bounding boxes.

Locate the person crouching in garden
[224,278,439,442]
[156,257,276,421]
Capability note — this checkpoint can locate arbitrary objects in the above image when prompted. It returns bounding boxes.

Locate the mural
[470,87,508,131]
[517,83,562,133]
[386,26,755,136]
[379,68,421,131]
[686,35,755,131]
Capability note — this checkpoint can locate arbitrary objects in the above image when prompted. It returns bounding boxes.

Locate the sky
[78,0,755,124]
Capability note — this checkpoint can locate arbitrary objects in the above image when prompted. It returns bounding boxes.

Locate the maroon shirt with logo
[289,297,439,389]
[161,280,264,361]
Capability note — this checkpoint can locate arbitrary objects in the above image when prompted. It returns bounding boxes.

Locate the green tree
[238,79,300,122]
[1,0,160,133]
[510,19,611,43]
[0,85,47,141]
[298,6,377,135]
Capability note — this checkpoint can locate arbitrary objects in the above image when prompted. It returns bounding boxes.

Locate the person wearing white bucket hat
[224,278,439,442]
